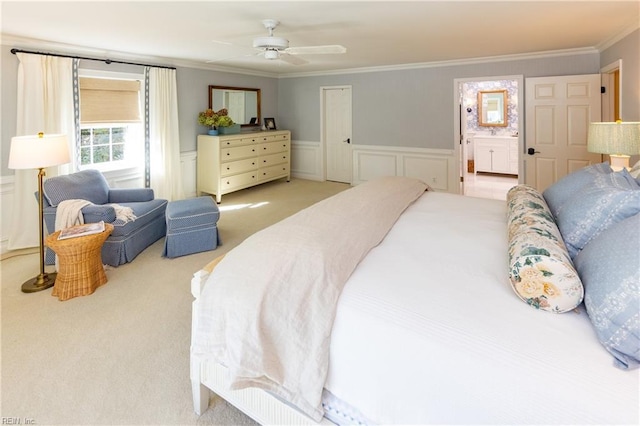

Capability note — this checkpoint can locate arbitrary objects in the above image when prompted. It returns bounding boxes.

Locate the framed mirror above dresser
[208,85,261,127]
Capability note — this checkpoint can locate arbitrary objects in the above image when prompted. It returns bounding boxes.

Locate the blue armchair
[42,169,168,267]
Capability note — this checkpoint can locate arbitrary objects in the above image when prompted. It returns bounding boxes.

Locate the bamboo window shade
[80,77,141,123]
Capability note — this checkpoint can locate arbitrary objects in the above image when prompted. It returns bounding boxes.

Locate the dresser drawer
[258,163,290,181]
[259,152,288,168]
[221,170,257,190]
[260,140,290,155]
[221,157,258,177]
[222,136,269,148]
[221,144,258,161]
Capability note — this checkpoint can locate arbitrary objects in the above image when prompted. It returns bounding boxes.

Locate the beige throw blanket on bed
[192,176,428,421]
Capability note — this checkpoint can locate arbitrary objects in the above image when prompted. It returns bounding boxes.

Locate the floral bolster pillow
[507,185,584,313]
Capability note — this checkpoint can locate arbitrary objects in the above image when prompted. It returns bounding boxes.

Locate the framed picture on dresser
[264,117,276,130]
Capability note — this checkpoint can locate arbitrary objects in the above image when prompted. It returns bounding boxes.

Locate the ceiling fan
[209,19,347,65]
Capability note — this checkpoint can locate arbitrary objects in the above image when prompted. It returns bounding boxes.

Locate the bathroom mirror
[478,90,507,127]
[208,85,261,127]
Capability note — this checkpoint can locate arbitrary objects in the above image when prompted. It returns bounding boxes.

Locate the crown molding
[595,22,640,52]
[3,26,636,81]
[278,47,600,79]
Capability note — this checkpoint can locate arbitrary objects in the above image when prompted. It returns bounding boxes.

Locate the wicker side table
[45,223,114,301]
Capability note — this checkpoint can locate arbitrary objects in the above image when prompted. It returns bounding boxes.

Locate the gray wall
[2,29,638,176]
[278,53,601,150]
[600,28,640,121]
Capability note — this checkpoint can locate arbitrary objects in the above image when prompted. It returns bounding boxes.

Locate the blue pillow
[543,162,612,218]
[573,214,640,369]
[555,168,640,259]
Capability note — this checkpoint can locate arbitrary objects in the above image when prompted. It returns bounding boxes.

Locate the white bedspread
[192,176,427,421]
[325,192,639,424]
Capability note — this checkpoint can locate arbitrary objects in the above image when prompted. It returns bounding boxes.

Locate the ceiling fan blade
[206,51,261,64]
[285,45,347,55]
[278,53,308,66]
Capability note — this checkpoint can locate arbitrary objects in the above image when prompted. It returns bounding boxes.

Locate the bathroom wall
[462,79,519,136]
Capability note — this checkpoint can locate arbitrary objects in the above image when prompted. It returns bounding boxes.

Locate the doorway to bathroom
[454,76,523,200]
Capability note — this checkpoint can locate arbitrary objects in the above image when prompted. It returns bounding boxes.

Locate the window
[78,71,143,171]
[80,124,141,168]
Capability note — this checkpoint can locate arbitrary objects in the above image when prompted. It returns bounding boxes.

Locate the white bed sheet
[325,192,639,424]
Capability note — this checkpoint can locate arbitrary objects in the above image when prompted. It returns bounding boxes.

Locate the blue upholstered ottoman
[163,196,220,258]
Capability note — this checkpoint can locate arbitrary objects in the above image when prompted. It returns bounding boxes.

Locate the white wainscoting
[181,151,198,198]
[0,176,16,255]
[291,140,324,181]
[352,145,458,192]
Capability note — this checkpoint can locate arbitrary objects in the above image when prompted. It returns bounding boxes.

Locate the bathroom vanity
[473,136,518,175]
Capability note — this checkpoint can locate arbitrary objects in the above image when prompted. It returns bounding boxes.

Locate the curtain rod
[10,48,176,70]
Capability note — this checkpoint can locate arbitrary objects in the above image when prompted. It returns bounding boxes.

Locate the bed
[190,169,640,425]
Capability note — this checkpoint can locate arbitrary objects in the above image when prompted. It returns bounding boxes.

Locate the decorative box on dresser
[197,130,291,203]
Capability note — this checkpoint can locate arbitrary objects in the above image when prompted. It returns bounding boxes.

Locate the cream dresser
[197,130,291,203]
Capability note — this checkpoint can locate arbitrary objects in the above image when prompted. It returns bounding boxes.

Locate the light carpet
[1,178,349,425]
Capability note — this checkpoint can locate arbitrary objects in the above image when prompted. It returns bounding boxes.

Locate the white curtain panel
[148,67,184,201]
[8,53,75,250]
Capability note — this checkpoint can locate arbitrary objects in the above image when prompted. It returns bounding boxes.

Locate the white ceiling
[2,1,639,76]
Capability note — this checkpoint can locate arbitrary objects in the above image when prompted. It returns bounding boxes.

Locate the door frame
[453,75,524,194]
[601,59,622,121]
[320,85,353,182]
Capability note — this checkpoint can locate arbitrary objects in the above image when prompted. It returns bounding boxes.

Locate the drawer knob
[252,149,255,152]
[227,153,230,156]
[226,167,230,170]
[263,160,267,163]
[252,162,255,165]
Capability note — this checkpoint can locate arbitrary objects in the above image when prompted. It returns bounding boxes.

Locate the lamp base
[609,154,631,171]
[21,272,57,293]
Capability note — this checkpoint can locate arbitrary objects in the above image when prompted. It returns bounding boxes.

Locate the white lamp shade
[8,133,71,170]
[587,122,640,156]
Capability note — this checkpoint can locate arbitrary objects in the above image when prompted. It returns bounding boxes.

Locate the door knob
[527,147,540,155]
[344,138,351,144]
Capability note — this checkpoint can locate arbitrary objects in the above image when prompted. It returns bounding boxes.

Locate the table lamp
[587,121,640,171]
[8,132,70,293]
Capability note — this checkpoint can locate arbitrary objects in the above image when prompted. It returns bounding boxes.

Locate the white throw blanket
[192,176,428,421]
[55,199,136,232]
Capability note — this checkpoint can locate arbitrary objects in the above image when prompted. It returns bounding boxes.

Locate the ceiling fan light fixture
[253,36,289,50]
[264,50,279,60]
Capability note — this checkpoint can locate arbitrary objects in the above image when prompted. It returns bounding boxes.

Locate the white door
[525,74,602,191]
[324,87,352,183]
